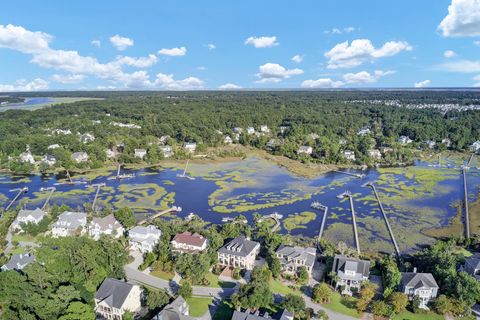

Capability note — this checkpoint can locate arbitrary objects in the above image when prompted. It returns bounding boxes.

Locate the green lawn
[393,310,444,320]
[203,272,236,289]
[12,233,36,243]
[269,279,301,296]
[323,292,362,318]
[150,269,175,281]
[186,297,213,317]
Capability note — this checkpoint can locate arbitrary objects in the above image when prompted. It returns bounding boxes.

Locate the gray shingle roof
[276,245,316,268]
[95,278,134,309]
[17,208,47,221]
[466,253,480,270]
[53,211,86,230]
[218,236,259,257]
[401,272,439,289]
[2,253,36,271]
[333,255,370,280]
[232,309,293,320]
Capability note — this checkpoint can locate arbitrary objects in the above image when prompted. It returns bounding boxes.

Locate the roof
[333,255,370,280]
[276,245,316,268]
[17,208,46,221]
[53,211,86,230]
[95,278,135,309]
[90,214,122,231]
[172,231,207,247]
[218,236,259,257]
[231,309,293,320]
[401,272,439,289]
[466,253,480,270]
[154,296,194,320]
[2,253,36,271]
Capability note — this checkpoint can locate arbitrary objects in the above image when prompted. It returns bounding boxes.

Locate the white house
[246,127,255,135]
[106,149,118,159]
[441,138,451,148]
[10,208,47,232]
[160,146,174,158]
[19,147,35,164]
[134,148,147,159]
[51,211,87,237]
[470,141,480,153]
[400,269,439,309]
[357,127,371,136]
[425,140,436,149]
[111,122,141,129]
[47,144,60,150]
[260,125,270,133]
[332,255,370,295]
[233,127,243,134]
[95,278,142,320]
[71,152,89,163]
[159,135,170,145]
[79,133,95,144]
[52,129,72,135]
[171,231,208,254]
[42,154,56,166]
[343,150,356,161]
[224,135,233,144]
[398,136,413,145]
[297,146,313,155]
[368,149,382,160]
[184,142,197,153]
[276,245,316,276]
[88,214,125,240]
[128,225,162,253]
[217,236,260,270]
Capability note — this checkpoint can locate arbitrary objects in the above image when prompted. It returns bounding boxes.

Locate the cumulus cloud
[438,0,480,37]
[325,39,412,69]
[109,35,134,51]
[219,83,242,89]
[301,78,344,88]
[153,73,203,90]
[343,70,395,84]
[158,47,187,56]
[291,54,304,63]
[52,74,86,84]
[205,43,216,50]
[414,80,431,88]
[475,40,480,46]
[245,36,279,48]
[0,78,48,92]
[439,59,480,72]
[91,40,101,48]
[255,63,303,83]
[444,50,457,58]
[0,24,52,54]
[324,26,355,35]
[114,54,158,68]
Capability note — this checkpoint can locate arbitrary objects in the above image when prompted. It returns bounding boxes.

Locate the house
[246,127,255,135]
[106,149,118,159]
[134,148,147,159]
[48,143,60,150]
[463,253,480,281]
[339,139,347,145]
[111,122,141,129]
[88,214,125,240]
[71,152,89,163]
[171,231,208,254]
[159,135,170,145]
[19,147,35,164]
[368,149,382,160]
[10,208,47,232]
[160,146,174,158]
[297,146,313,155]
[217,236,260,270]
[400,269,439,309]
[275,245,316,276]
[233,127,244,134]
[128,225,162,253]
[42,154,56,166]
[51,211,87,237]
[95,278,142,320]
[398,136,413,145]
[470,141,480,153]
[79,133,95,144]
[52,129,72,135]
[309,133,320,140]
[260,125,270,133]
[231,309,294,320]
[357,127,371,136]
[332,255,370,295]
[279,126,289,134]
[224,135,233,144]
[441,138,451,148]
[343,150,356,161]
[266,139,276,150]
[425,140,436,149]
[184,142,197,153]
[1,253,36,272]
[152,296,192,320]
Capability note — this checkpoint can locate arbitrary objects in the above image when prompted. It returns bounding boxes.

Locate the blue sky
[0,0,480,91]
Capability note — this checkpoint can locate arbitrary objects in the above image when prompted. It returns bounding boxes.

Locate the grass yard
[393,310,444,320]
[269,279,301,296]
[203,272,236,288]
[186,297,213,317]
[323,292,362,318]
[150,269,175,281]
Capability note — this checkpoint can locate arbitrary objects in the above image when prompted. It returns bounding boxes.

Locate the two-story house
[217,236,260,270]
[331,255,370,295]
[171,231,208,254]
[128,225,162,253]
[275,245,316,276]
[297,146,313,155]
[184,142,197,153]
[51,211,87,237]
[464,253,480,281]
[1,253,36,272]
[152,296,192,320]
[400,269,439,309]
[10,208,47,232]
[95,278,142,320]
[88,214,125,240]
[134,149,147,159]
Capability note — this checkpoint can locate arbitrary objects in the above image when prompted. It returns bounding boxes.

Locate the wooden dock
[138,207,180,225]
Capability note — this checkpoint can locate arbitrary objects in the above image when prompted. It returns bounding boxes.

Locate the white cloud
[438,0,480,37]
[439,59,480,72]
[158,46,187,56]
[325,39,412,69]
[206,43,216,50]
[414,80,431,88]
[0,24,52,54]
[255,63,303,83]
[196,66,207,71]
[91,40,101,48]
[52,74,86,84]
[114,54,158,68]
[324,27,355,35]
[475,40,480,46]
[343,70,395,84]
[301,78,344,88]
[244,36,279,48]
[0,78,48,92]
[109,35,134,51]
[444,50,457,58]
[219,83,242,89]
[153,73,203,90]
[291,54,304,63]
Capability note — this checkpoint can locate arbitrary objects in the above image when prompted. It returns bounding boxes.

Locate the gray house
[275,245,316,276]
[152,296,193,320]
[1,253,36,272]
[94,278,142,319]
[231,309,294,320]
[464,253,480,281]
[218,236,260,270]
[332,255,370,295]
[400,270,439,309]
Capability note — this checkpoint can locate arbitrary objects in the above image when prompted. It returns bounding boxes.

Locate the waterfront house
[368,149,382,160]
[1,253,36,272]
[134,148,147,159]
[47,143,60,150]
[266,139,277,150]
[233,127,244,134]
[260,125,270,133]
[217,236,260,270]
[106,148,118,159]
[470,141,480,153]
[79,133,95,144]
[95,278,142,320]
[424,140,436,149]
[398,135,413,145]
[152,296,192,320]
[19,147,35,164]
[51,211,87,237]
[332,255,370,295]
[88,214,124,240]
[297,146,313,155]
[231,309,294,320]
[400,269,439,309]
[171,231,208,254]
[275,245,316,276]
[160,146,174,158]
[128,225,162,253]
[10,208,47,232]
[42,154,56,166]
[343,150,356,161]
[71,151,89,163]
[441,138,452,148]
[246,127,255,135]
[224,135,233,144]
[463,253,480,281]
[184,142,197,153]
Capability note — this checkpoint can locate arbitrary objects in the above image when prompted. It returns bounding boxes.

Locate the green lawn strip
[203,272,236,288]
[186,296,214,317]
[269,279,301,296]
[393,310,444,320]
[322,292,362,318]
[150,269,175,281]
[11,233,36,243]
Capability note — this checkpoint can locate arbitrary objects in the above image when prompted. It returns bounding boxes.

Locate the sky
[0,0,480,91]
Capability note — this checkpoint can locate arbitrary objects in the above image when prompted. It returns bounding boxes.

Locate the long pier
[311,202,328,247]
[463,167,470,238]
[88,183,106,212]
[5,187,28,211]
[333,170,366,179]
[138,206,181,225]
[40,187,56,210]
[337,191,360,255]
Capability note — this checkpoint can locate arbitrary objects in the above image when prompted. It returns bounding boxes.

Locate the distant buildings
[297,146,313,155]
[160,146,174,158]
[171,231,208,254]
[152,296,191,320]
[343,150,356,161]
[332,255,370,295]
[441,138,451,148]
[79,133,95,144]
[51,211,87,237]
[47,144,60,150]
[233,127,244,134]
[424,140,436,149]
[275,245,316,276]
[71,152,89,163]
[184,142,197,153]
[260,125,270,133]
[400,269,439,309]
[398,135,413,145]
[1,253,36,272]
[309,133,320,140]
[106,149,118,159]
[88,214,124,240]
[217,236,260,270]
[266,139,277,150]
[224,135,233,144]
[231,309,294,320]
[246,127,255,135]
[368,149,382,160]
[42,154,56,166]
[19,147,35,164]
[470,141,480,153]
[10,208,47,232]
[357,127,371,136]
[128,225,162,253]
[111,121,141,129]
[52,129,72,135]
[95,278,143,320]
[134,148,147,159]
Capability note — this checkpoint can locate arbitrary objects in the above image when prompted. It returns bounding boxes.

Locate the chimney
[413,267,417,273]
